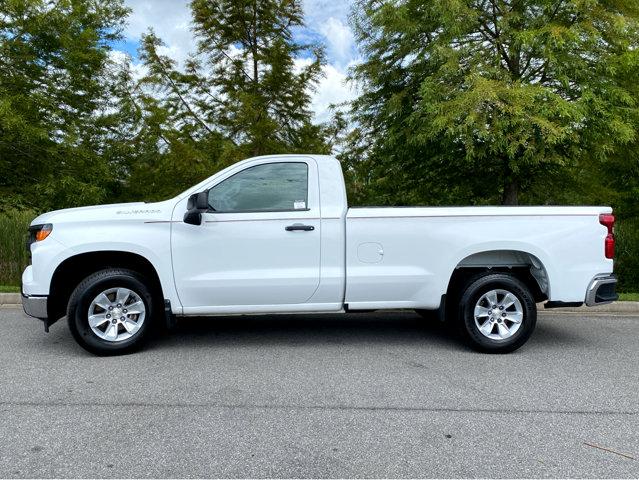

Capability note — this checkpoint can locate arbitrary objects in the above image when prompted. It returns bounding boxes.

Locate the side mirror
[187,191,209,211]
[183,210,202,226]
[184,191,209,226]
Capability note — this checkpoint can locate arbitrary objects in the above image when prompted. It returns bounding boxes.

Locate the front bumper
[22,292,48,319]
[585,274,618,306]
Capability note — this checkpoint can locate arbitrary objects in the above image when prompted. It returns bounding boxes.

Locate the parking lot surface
[0,306,638,478]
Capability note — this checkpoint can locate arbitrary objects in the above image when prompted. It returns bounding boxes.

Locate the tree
[0,0,131,210]
[349,0,639,205]
[123,0,331,201]
[190,0,328,157]
[119,32,233,201]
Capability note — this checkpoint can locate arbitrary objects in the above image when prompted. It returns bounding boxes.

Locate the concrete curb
[539,301,639,314]
[0,293,21,306]
[1,292,638,313]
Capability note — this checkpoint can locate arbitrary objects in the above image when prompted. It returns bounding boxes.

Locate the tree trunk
[502,179,518,205]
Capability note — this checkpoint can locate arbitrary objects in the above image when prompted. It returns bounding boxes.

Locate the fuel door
[357,242,384,263]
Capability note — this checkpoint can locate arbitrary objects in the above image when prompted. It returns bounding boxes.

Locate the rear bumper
[22,292,48,319]
[585,274,618,306]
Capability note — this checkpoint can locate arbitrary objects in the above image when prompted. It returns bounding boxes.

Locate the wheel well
[48,251,164,321]
[447,250,549,304]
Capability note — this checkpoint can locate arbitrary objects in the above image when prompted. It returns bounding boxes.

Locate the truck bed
[344,205,612,310]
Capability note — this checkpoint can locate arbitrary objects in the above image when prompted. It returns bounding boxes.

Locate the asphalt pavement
[0,306,638,478]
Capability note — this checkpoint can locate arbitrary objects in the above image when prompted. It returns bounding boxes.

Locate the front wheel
[67,269,155,355]
[457,273,536,353]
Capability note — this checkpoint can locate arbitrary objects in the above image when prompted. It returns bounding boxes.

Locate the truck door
[171,158,321,312]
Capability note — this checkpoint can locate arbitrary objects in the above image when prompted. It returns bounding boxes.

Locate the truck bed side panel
[345,207,613,309]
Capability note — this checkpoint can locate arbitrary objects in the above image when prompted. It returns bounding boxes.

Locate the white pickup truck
[22,154,618,355]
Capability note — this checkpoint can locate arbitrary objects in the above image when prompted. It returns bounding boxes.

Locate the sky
[113,0,360,123]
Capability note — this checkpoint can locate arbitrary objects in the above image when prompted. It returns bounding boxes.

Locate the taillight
[599,214,615,231]
[605,234,615,259]
[599,214,615,259]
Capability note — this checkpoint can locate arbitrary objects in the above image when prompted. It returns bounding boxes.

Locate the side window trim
[207,161,310,214]
[207,207,311,214]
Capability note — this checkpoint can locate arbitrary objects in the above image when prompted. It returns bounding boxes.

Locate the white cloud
[294,58,359,123]
[124,0,195,66]
[318,17,356,67]
[313,64,359,123]
[300,0,360,122]
[302,0,354,28]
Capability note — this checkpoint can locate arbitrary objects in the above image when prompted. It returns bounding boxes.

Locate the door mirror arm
[184,191,210,226]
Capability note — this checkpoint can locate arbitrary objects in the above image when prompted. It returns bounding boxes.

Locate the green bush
[616,218,639,293]
[0,210,35,286]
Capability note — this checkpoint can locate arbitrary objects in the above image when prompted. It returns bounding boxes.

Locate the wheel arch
[47,251,165,322]
[446,249,551,304]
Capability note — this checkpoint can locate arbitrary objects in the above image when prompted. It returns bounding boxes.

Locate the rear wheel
[457,273,536,353]
[67,269,155,355]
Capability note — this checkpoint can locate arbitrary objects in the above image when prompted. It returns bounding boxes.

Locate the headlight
[27,224,53,252]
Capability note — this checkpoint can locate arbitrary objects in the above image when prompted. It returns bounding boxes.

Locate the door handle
[285,224,315,231]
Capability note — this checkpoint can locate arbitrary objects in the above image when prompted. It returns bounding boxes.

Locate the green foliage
[0,285,20,293]
[0,209,34,286]
[0,0,131,210]
[348,0,639,205]
[616,219,639,293]
[190,0,325,156]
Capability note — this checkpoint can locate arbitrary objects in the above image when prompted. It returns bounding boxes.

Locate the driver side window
[208,162,309,213]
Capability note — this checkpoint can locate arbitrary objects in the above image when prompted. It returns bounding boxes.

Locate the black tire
[67,269,155,355]
[456,273,536,353]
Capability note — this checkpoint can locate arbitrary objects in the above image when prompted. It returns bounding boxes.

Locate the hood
[31,200,176,225]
